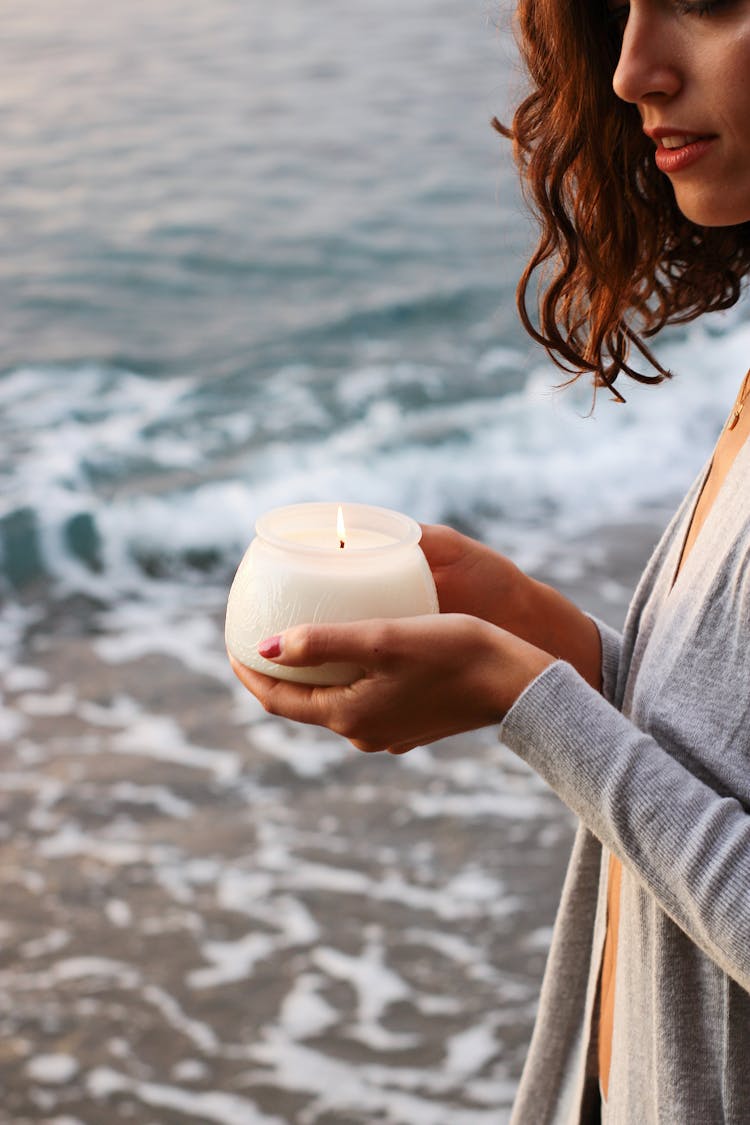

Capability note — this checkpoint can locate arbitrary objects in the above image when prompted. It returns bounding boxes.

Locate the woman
[230,0,750,1120]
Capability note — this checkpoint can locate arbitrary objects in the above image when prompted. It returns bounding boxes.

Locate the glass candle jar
[225,502,439,685]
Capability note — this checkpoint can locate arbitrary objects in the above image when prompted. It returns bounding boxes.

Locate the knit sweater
[501,441,750,1125]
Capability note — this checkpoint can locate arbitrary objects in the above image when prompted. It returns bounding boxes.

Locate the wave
[1,312,748,601]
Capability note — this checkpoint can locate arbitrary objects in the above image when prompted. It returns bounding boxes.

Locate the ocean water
[1,1,750,1122]
[2,0,749,610]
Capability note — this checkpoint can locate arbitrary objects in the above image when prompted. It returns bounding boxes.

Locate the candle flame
[337,505,346,549]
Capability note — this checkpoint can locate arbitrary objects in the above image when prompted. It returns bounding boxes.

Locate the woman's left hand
[228,614,554,755]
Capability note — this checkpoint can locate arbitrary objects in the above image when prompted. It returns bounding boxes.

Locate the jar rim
[255,502,422,555]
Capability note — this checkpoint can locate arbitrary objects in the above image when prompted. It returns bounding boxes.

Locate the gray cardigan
[501,442,750,1125]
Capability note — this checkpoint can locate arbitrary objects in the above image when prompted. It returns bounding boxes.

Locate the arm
[231,612,750,987]
[502,661,750,992]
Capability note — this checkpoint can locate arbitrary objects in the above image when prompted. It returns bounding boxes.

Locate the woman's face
[610,0,750,226]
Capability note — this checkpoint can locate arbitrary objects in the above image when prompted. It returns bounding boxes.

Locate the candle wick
[339,539,345,549]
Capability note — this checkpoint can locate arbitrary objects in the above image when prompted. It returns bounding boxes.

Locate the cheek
[725,50,750,167]
[720,33,750,128]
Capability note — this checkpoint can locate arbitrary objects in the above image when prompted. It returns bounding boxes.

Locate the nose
[612,5,682,106]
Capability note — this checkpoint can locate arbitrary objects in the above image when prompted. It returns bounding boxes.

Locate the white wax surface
[284,528,394,550]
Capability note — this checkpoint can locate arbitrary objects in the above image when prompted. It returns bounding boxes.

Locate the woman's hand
[419,524,528,628]
[420,524,602,689]
[229,613,554,755]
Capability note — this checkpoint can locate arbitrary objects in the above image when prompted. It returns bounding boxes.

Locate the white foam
[249,720,347,778]
[278,972,339,1040]
[104,899,133,928]
[20,929,71,959]
[262,896,320,947]
[188,932,277,989]
[408,789,548,821]
[140,984,220,1053]
[213,869,321,943]
[107,782,194,820]
[187,314,750,577]
[444,1020,500,1079]
[524,925,555,953]
[154,859,218,906]
[0,957,139,991]
[351,1023,421,1051]
[0,700,27,741]
[249,1035,512,1123]
[86,1068,287,1125]
[26,1053,79,1085]
[38,825,177,867]
[4,665,49,692]
[17,688,77,717]
[0,772,65,803]
[108,712,240,782]
[5,313,750,610]
[171,1058,209,1083]
[268,856,515,921]
[404,927,484,968]
[94,603,230,683]
[76,694,143,728]
[3,955,220,1057]
[313,937,413,1027]
[213,867,276,911]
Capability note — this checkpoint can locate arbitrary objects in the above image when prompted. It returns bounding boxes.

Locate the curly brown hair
[494,0,750,398]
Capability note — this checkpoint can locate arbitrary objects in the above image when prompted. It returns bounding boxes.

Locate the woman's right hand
[419,524,528,630]
[419,524,603,690]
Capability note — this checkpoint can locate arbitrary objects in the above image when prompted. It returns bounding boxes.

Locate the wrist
[479,619,556,720]
[507,575,602,691]
[501,565,544,637]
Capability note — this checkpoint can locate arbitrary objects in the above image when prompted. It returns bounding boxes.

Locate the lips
[644,128,717,174]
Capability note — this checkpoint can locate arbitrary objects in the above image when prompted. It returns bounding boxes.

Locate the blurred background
[1,0,748,1122]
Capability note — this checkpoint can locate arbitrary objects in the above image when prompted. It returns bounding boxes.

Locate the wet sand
[0,519,662,1124]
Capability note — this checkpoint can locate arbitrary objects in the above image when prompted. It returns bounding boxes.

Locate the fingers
[228,613,535,756]
[229,641,435,751]
[259,620,396,671]
[228,654,285,697]
[229,653,351,727]
[418,523,466,568]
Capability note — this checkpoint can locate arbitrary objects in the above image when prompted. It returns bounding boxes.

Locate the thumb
[257,620,390,670]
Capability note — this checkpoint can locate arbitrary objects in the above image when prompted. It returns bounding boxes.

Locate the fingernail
[258,635,282,659]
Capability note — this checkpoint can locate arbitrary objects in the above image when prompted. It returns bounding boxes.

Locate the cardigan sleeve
[588,615,622,704]
[500,659,750,994]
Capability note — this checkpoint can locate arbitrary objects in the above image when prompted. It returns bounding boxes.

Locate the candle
[225,502,439,685]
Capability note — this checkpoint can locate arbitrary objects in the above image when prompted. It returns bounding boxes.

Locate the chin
[674,189,750,228]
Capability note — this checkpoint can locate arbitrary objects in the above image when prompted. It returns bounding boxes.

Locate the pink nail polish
[258,635,282,659]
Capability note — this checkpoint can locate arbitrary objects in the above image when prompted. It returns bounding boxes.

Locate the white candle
[225,502,439,685]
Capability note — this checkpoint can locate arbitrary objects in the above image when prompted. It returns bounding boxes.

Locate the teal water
[0,0,523,379]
